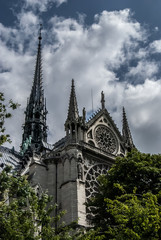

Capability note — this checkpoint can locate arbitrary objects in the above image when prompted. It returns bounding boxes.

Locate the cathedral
[0,29,135,227]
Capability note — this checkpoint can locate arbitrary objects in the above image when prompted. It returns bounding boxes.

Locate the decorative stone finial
[66,79,79,122]
[83,107,86,122]
[101,91,105,109]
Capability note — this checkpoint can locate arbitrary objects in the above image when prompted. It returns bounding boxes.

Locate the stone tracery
[95,125,117,153]
[84,163,109,222]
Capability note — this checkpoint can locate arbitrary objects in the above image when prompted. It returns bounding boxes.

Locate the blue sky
[1,0,161,28]
[1,0,161,153]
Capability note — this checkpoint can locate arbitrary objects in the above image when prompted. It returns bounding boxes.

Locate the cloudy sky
[1,0,161,154]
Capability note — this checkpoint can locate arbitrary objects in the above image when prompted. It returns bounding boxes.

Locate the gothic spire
[65,79,81,143]
[21,25,48,154]
[122,107,135,150]
[66,79,79,122]
[29,24,43,106]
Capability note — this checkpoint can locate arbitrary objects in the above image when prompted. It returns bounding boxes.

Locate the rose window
[95,125,117,153]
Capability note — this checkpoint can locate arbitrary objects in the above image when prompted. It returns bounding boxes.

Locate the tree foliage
[0,92,20,146]
[87,150,161,239]
[0,166,104,240]
[0,166,81,240]
[0,93,96,239]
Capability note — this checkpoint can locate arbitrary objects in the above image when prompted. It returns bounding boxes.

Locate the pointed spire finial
[72,78,74,87]
[122,107,135,150]
[101,91,105,109]
[66,79,79,122]
[38,24,43,44]
[83,107,86,123]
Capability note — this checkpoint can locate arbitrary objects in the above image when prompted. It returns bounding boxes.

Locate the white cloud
[17,11,39,31]
[123,79,161,153]
[150,39,161,53]
[127,60,159,80]
[24,0,67,12]
[1,8,161,154]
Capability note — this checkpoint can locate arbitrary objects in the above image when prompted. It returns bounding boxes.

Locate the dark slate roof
[53,136,67,150]
[0,146,22,172]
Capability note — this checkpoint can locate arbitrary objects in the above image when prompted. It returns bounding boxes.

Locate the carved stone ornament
[95,125,117,153]
[76,156,82,180]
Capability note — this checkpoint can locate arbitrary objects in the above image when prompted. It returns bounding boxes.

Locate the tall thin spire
[122,107,135,150]
[67,79,79,122]
[29,24,43,106]
[21,25,48,154]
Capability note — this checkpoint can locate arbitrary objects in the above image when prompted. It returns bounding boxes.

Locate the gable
[85,109,125,156]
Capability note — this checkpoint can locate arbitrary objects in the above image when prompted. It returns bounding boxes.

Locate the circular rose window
[95,125,117,153]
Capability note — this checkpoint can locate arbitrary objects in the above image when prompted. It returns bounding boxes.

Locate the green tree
[0,166,81,240]
[0,166,104,240]
[0,93,80,239]
[0,92,19,146]
[87,150,161,239]
[0,92,99,240]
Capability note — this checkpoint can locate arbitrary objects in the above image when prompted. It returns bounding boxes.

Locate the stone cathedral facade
[13,31,135,227]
